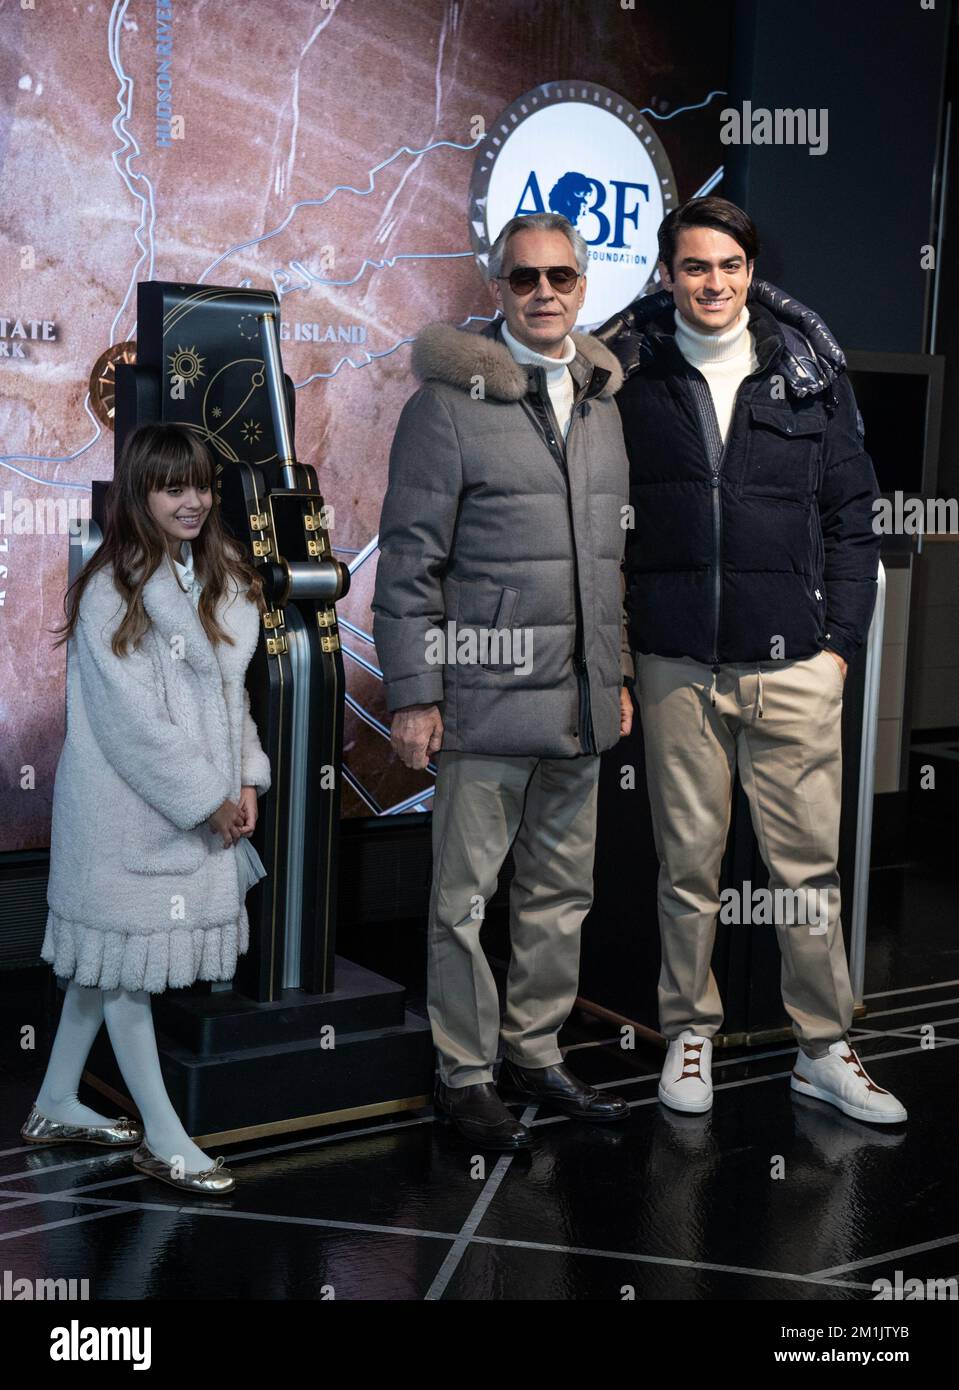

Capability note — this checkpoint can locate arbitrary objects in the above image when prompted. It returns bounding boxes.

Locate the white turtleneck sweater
[673,305,759,444]
[501,320,577,438]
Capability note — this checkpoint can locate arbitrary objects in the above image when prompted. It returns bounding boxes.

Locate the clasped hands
[207,786,258,847]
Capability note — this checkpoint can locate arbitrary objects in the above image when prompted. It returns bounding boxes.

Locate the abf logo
[470,81,677,328]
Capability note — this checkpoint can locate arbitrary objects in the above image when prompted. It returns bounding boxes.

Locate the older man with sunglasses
[372,212,634,1149]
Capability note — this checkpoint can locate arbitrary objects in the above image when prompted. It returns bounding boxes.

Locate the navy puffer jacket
[596,284,880,666]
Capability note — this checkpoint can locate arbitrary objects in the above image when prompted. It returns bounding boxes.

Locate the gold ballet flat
[20,1105,143,1148]
[131,1143,236,1195]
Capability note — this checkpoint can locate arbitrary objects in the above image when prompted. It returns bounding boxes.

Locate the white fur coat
[43,557,271,993]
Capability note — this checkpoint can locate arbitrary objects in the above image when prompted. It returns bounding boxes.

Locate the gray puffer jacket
[372,317,632,758]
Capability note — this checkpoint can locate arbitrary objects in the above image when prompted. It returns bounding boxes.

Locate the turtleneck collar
[674,305,752,366]
[500,319,576,378]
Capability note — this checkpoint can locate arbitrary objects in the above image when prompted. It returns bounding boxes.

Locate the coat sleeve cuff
[384,671,445,712]
[241,749,272,796]
[182,778,234,832]
[822,630,858,664]
[240,690,272,794]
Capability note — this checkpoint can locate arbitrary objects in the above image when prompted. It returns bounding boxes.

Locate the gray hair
[485,212,588,282]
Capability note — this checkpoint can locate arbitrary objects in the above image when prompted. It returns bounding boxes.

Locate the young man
[598,196,906,1124]
[372,212,634,1149]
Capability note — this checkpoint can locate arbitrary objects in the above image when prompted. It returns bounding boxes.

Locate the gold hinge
[249,511,269,531]
[262,609,285,631]
[266,634,289,657]
[252,537,273,558]
[316,607,335,628]
[303,512,318,531]
[320,633,340,653]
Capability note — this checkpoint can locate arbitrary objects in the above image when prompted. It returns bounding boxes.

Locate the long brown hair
[53,422,265,654]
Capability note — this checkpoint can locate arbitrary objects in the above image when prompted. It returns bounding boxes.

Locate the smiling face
[147,481,213,560]
[659,225,754,335]
[489,226,586,358]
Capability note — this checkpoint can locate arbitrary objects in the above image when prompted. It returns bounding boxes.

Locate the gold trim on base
[81,1071,430,1149]
[193,1096,431,1148]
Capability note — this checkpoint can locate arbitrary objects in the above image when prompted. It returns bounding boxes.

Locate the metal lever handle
[256,559,351,607]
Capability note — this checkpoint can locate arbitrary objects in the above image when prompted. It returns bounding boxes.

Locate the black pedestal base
[84,957,435,1144]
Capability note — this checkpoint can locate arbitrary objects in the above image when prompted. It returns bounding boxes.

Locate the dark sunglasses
[497,264,581,295]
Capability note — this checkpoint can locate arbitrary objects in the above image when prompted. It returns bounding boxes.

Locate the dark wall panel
[725,0,949,353]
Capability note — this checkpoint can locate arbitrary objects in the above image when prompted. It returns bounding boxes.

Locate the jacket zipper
[686,374,726,671]
[812,515,826,636]
[686,359,766,681]
[520,368,596,753]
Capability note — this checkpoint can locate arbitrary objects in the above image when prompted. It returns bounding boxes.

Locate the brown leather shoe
[434,1081,533,1150]
[499,1060,629,1121]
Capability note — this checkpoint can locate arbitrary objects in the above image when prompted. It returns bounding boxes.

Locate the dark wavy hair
[52,422,264,655]
[658,196,760,274]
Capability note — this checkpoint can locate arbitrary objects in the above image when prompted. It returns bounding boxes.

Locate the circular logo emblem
[88,341,137,429]
[470,81,678,329]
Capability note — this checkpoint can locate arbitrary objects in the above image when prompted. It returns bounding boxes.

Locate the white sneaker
[658,1031,713,1113]
[791,1041,907,1124]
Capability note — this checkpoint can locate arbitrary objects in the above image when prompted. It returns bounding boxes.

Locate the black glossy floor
[2,839,957,1304]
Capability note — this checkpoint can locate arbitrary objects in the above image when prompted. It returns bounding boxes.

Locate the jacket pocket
[122,803,210,876]
[480,586,522,671]
[742,403,825,500]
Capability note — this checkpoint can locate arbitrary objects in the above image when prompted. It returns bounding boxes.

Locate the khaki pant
[428,749,601,1087]
[634,650,854,1057]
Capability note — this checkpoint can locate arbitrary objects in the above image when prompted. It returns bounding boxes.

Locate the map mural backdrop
[0,0,728,850]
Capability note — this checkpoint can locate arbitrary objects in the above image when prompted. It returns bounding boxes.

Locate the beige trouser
[428,749,601,1087]
[634,649,854,1057]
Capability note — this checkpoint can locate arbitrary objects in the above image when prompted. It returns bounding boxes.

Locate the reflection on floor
[0,850,955,1301]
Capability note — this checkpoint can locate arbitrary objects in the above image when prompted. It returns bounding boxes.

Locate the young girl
[23,421,271,1195]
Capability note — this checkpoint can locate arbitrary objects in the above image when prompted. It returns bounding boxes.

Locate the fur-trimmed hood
[411,318,625,402]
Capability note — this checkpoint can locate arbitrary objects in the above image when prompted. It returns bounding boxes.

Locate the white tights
[35,980,212,1173]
